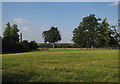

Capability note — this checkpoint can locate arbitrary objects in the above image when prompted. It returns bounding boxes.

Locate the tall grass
[2,49,118,82]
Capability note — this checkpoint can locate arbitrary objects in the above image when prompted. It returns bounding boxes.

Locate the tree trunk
[91,45,93,49]
[53,43,55,48]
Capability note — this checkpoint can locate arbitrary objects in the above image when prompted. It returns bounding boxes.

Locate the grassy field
[2,49,118,82]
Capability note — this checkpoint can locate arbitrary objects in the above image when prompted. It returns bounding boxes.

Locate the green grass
[2,49,118,82]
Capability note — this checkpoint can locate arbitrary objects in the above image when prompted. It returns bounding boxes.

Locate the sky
[1,0,120,2]
[2,2,119,43]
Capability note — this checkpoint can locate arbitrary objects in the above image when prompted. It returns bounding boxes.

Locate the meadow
[2,48,118,82]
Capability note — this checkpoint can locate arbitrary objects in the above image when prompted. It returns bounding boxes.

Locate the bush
[38,43,73,48]
[29,41,38,50]
[2,40,38,53]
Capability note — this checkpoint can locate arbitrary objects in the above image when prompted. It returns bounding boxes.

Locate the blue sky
[1,0,120,2]
[2,2,118,43]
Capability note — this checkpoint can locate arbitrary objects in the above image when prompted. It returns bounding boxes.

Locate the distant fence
[38,43,119,49]
[38,47,119,51]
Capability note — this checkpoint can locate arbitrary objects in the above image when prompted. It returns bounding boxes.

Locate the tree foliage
[99,18,110,47]
[2,22,19,52]
[72,14,120,48]
[42,27,61,48]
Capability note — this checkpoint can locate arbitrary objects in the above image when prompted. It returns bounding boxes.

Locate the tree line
[1,14,120,53]
[42,14,120,48]
[2,23,38,53]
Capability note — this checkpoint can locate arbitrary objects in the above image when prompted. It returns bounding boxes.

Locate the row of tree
[2,23,38,53]
[42,14,120,48]
[1,14,120,53]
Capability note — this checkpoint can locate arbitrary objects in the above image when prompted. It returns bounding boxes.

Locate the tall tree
[3,22,19,43]
[42,27,61,48]
[2,22,19,52]
[2,22,11,52]
[72,22,88,47]
[72,14,120,48]
[3,22,11,42]
[72,14,101,48]
[10,24,19,43]
[99,18,110,47]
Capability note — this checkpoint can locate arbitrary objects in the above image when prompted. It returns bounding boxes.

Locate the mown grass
[2,49,118,82]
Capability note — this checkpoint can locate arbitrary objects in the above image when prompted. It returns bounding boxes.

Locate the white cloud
[109,20,118,24]
[22,26,29,31]
[13,18,29,24]
[109,2,120,6]
[40,26,46,29]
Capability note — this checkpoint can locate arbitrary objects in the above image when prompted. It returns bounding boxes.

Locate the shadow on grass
[2,48,49,55]
[37,48,49,51]
[2,71,39,82]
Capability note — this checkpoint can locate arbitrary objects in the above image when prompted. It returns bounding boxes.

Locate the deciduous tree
[42,27,61,48]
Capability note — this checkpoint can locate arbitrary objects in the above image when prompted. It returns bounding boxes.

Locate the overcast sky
[2,2,118,43]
